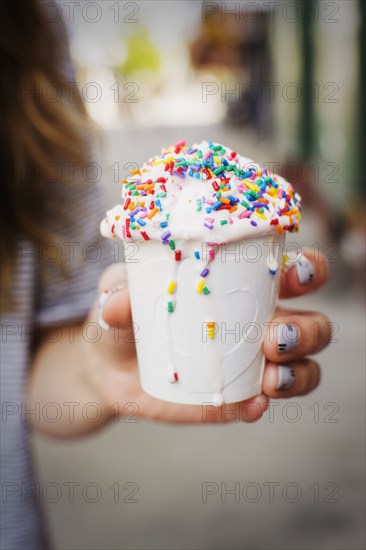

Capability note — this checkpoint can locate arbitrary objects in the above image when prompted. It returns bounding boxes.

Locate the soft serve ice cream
[100,140,301,404]
[101,139,300,244]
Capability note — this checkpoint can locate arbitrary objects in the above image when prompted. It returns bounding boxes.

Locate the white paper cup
[125,233,285,405]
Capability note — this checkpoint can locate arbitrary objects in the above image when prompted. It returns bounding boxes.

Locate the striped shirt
[0,10,114,549]
[0,183,113,550]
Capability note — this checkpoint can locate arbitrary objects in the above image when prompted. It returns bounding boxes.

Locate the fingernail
[98,286,125,330]
[276,365,296,391]
[296,256,314,285]
[278,323,298,353]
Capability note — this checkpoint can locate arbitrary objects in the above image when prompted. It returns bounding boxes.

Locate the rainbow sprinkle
[197,280,206,294]
[167,281,177,294]
[207,322,216,339]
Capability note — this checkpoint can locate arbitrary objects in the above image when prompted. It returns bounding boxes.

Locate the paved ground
[32,127,365,550]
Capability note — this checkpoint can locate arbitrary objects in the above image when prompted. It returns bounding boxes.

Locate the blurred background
[32,1,365,549]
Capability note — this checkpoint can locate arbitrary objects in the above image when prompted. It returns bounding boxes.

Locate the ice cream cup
[125,232,285,405]
[101,139,301,406]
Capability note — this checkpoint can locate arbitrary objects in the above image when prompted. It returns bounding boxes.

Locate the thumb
[96,263,132,329]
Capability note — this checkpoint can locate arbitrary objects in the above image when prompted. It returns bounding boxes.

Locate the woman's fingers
[263,310,332,363]
[279,248,330,298]
[262,359,320,397]
[95,263,131,328]
[88,263,135,357]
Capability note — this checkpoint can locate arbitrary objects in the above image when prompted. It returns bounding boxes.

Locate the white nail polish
[296,256,314,285]
[98,285,125,331]
[276,365,296,391]
[278,323,298,353]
